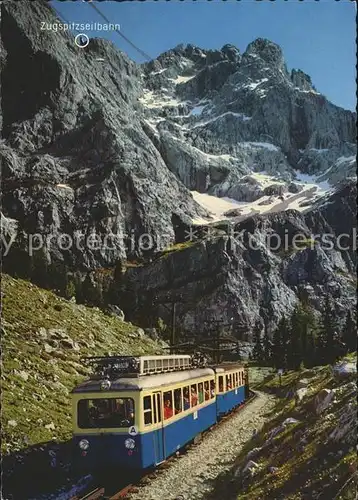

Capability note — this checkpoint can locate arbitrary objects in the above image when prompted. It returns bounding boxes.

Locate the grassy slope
[236,358,357,499]
[212,359,357,500]
[1,274,163,455]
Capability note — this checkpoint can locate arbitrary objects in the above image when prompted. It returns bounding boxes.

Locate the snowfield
[191,174,330,225]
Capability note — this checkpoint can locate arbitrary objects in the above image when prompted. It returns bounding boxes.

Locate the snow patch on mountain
[241,142,279,152]
[139,90,186,109]
[193,111,252,129]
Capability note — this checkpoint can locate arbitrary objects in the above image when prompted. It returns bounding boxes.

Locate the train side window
[198,382,204,404]
[183,386,190,410]
[226,374,232,391]
[174,388,182,414]
[210,379,215,398]
[163,391,174,420]
[143,396,152,426]
[242,371,245,384]
[190,384,198,406]
[218,376,224,392]
[238,372,241,385]
[235,373,238,387]
[204,381,210,401]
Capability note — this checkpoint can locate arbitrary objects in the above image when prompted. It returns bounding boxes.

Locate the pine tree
[252,328,264,364]
[342,309,357,354]
[317,296,339,365]
[65,279,76,300]
[31,247,49,288]
[288,305,306,370]
[262,324,273,366]
[305,325,317,368]
[82,273,103,307]
[272,317,287,369]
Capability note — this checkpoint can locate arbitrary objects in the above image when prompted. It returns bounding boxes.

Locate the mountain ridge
[1,1,356,341]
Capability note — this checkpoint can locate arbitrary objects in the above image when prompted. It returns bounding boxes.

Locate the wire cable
[51,5,81,33]
[87,2,152,61]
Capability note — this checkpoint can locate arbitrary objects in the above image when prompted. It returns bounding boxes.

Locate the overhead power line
[88,2,152,62]
[52,6,80,33]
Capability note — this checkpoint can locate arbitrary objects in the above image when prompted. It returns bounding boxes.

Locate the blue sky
[52,1,356,111]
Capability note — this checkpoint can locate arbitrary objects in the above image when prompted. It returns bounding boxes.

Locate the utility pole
[152,294,180,354]
[171,302,176,355]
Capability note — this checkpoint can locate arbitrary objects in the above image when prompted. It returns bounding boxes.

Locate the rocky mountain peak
[291,69,315,92]
[221,44,241,63]
[244,38,285,69]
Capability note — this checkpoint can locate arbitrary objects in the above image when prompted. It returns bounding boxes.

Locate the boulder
[223,208,243,217]
[242,460,260,476]
[288,182,303,194]
[282,417,300,426]
[333,362,357,379]
[246,447,262,461]
[135,328,145,338]
[59,338,80,351]
[144,328,159,340]
[297,378,310,389]
[263,184,286,197]
[107,305,125,321]
[295,388,308,402]
[314,388,334,415]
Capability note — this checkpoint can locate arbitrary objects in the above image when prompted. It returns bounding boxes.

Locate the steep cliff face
[1,1,209,270]
[1,2,356,340]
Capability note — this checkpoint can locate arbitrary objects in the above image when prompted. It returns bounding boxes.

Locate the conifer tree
[317,296,339,365]
[252,328,264,364]
[82,273,103,307]
[262,324,273,366]
[272,317,288,369]
[342,309,357,354]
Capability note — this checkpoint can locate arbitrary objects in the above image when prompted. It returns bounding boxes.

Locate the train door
[152,391,165,464]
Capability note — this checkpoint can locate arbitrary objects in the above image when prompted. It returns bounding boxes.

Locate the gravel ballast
[129,391,276,500]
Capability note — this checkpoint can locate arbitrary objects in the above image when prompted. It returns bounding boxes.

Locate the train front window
[78,398,134,429]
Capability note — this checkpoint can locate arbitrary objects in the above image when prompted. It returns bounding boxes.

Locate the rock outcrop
[113,183,356,338]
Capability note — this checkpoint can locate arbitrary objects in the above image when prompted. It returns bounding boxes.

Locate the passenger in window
[174,391,182,414]
[164,398,173,420]
[218,377,224,392]
[198,383,204,404]
[210,380,215,398]
[204,381,210,401]
[190,386,198,406]
[183,388,190,410]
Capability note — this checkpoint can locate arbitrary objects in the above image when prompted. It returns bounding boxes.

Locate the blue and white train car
[214,364,247,416]
[71,355,218,472]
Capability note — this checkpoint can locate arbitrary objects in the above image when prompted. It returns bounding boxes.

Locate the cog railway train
[71,355,249,472]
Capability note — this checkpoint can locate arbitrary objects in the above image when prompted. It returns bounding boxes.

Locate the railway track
[74,391,257,500]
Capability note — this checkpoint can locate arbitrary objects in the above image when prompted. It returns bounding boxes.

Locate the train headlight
[100,379,111,390]
[124,438,135,450]
[79,439,90,451]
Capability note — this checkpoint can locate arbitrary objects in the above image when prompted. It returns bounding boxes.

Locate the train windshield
[77,398,135,429]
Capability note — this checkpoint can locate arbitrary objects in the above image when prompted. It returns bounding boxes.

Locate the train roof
[72,367,215,393]
[213,363,246,373]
